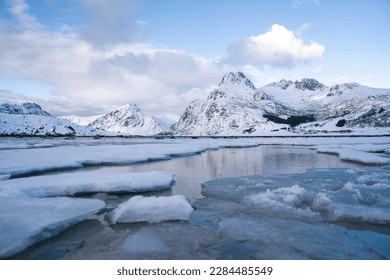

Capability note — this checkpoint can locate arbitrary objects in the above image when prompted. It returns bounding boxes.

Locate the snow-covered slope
[0,102,111,136]
[61,104,179,136]
[263,79,390,134]
[174,72,390,136]
[86,103,176,135]
[59,114,102,126]
[174,72,303,135]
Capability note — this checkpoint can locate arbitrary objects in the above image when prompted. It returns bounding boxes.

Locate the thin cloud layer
[227,24,325,67]
[77,0,144,46]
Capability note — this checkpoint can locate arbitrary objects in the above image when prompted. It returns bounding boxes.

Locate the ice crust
[315,144,390,165]
[0,171,174,197]
[110,195,193,224]
[202,167,390,225]
[0,197,105,258]
[0,139,261,177]
[196,167,390,259]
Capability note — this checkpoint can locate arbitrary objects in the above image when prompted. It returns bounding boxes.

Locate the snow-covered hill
[59,114,102,127]
[0,102,111,136]
[174,72,310,135]
[63,103,177,136]
[263,78,390,134]
[173,72,390,136]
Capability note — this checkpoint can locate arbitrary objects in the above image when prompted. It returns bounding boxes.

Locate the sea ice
[0,140,223,177]
[218,217,384,259]
[330,204,390,224]
[0,171,174,198]
[109,195,193,224]
[315,145,390,165]
[202,167,390,225]
[0,197,105,258]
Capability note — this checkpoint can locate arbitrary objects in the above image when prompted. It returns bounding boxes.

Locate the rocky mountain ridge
[173,72,390,135]
[2,72,389,136]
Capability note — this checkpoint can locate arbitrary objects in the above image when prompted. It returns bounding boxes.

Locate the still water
[88,145,371,201]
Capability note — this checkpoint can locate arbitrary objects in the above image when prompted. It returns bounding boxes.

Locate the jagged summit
[294,78,325,91]
[0,102,108,136]
[0,102,50,116]
[218,72,255,90]
[268,78,324,91]
[90,103,144,129]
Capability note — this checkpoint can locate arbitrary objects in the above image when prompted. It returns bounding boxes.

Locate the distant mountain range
[59,103,178,136]
[174,72,390,135]
[1,72,389,136]
[0,102,112,137]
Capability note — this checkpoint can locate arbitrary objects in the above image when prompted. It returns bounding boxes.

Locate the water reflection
[90,145,371,201]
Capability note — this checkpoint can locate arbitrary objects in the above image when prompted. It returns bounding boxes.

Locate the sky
[0,0,389,117]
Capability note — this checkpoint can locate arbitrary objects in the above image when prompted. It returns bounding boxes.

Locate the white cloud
[295,22,312,37]
[6,0,42,30]
[227,24,325,67]
[0,2,327,117]
[0,1,229,116]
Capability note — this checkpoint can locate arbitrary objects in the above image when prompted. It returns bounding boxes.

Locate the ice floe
[0,141,218,177]
[315,144,390,165]
[109,195,193,224]
[0,197,104,259]
[0,171,174,198]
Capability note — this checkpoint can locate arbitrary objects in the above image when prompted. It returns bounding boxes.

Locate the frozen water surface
[0,197,104,258]
[1,137,389,259]
[0,171,174,197]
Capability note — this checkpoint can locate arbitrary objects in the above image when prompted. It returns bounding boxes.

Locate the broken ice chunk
[109,195,193,224]
[0,171,175,198]
[0,197,105,259]
[330,204,390,224]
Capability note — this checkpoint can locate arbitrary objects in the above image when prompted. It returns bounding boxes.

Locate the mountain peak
[118,103,142,111]
[268,78,325,91]
[293,78,324,91]
[219,72,255,90]
[0,102,51,116]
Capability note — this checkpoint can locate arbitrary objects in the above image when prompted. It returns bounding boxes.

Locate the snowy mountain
[64,103,177,136]
[174,72,306,135]
[173,72,390,135]
[263,78,390,133]
[0,102,110,136]
[59,114,102,126]
[2,73,389,137]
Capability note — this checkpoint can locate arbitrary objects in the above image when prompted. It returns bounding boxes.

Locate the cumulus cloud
[0,2,325,117]
[227,24,325,67]
[0,0,229,116]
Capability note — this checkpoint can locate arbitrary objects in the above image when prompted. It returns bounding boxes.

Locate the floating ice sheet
[109,195,193,224]
[0,171,174,198]
[315,144,390,165]
[0,197,105,258]
[0,140,225,177]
